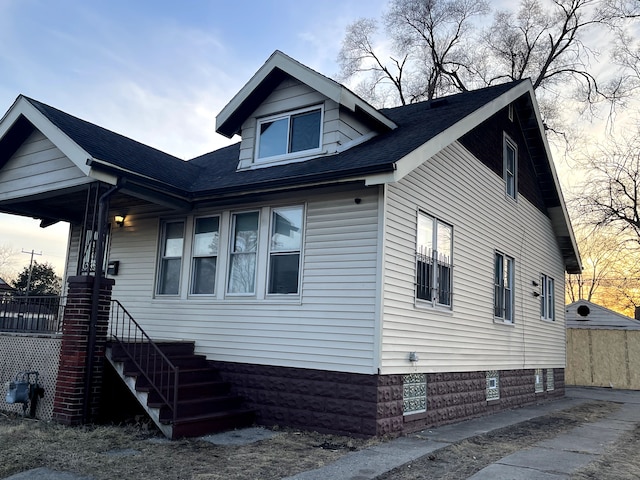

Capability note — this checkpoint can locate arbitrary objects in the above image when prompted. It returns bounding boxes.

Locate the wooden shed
[566,300,640,390]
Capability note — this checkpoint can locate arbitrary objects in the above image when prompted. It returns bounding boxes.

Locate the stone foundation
[212,361,565,437]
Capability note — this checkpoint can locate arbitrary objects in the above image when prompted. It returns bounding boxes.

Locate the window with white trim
[416,212,453,307]
[494,252,514,322]
[540,274,555,320]
[227,211,259,295]
[504,135,517,199]
[268,205,304,295]
[157,220,185,295]
[256,106,322,162]
[190,216,220,295]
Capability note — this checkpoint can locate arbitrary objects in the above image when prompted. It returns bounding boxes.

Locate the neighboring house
[0,277,13,295]
[566,300,640,389]
[0,51,580,437]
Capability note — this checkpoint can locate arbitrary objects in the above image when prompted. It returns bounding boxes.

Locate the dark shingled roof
[23,80,525,198]
[25,97,200,191]
[189,80,524,196]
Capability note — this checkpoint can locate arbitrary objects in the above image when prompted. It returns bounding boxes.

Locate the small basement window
[256,106,322,162]
[486,370,500,401]
[535,368,544,393]
[403,373,427,415]
[547,369,555,391]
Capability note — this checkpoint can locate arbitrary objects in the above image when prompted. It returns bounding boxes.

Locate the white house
[0,51,580,437]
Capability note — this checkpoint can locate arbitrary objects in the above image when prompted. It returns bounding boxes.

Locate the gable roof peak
[216,50,397,138]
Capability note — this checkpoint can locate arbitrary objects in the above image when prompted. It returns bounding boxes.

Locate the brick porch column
[53,275,115,425]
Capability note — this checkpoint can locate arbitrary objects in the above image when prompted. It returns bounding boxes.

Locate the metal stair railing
[109,300,179,423]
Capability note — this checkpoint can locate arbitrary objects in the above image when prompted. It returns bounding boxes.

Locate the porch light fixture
[114,215,126,227]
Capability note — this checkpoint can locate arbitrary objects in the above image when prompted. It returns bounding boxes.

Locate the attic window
[256,105,322,162]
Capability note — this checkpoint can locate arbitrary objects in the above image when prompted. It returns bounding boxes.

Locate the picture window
[256,106,322,161]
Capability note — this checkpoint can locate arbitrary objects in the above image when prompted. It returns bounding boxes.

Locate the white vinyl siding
[0,130,91,202]
[107,188,380,374]
[382,141,566,374]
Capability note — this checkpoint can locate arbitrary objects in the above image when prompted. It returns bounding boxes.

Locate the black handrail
[0,295,66,333]
[109,300,179,423]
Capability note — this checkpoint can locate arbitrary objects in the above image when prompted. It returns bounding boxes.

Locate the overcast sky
[0,0,390,276]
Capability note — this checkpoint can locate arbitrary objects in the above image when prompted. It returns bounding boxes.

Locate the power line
[21,249,42,296]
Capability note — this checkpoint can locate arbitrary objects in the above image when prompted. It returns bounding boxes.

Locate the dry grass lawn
[1,401,639,479]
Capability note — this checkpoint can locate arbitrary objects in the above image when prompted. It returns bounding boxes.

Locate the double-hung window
[540,274,555,320]
[227,211,259,295]
[504,135,517,199]
[494,252,514,322]
[268,206,304,294]
[256,106,322,161]
[416,212,453,307]
[157,220,185,295]
[191,216,219,295]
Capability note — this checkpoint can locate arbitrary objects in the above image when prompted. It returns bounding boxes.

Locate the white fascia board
[524,87,582,271]
[216,51,396,133]
[87,167,119,185]
[0,96,93,176]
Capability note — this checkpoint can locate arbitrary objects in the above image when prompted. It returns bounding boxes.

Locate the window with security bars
[403,374,427,415]
[416,212,452,307]
[494,252,514,323]
[547,369,555,391]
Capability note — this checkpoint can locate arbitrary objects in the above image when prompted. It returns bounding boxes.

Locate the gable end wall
[459,106,547,213]
[382,139,566,374]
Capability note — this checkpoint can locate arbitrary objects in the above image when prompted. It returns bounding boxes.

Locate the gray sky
[0,0,389,275]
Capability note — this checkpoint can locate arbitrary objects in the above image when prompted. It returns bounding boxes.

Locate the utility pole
[21,249,42,296]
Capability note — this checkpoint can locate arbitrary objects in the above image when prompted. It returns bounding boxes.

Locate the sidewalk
[283,387,640,480]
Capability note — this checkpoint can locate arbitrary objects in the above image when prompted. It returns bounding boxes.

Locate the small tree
[12,261,61,296]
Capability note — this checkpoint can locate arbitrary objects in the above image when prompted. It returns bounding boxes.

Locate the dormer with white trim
[216,51,397,170]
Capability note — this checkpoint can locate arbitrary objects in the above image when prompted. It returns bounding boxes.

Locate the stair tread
[148,394,241,408]
[136,379,228,389]
[168,408,255,425]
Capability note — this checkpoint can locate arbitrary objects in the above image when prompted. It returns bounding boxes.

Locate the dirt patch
[572,425,640,480]
[0,401,634,480]
[377,401,620,480]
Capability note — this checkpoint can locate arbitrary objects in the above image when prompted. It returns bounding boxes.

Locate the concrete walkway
[4,387,639,480]
[283,387,640,480]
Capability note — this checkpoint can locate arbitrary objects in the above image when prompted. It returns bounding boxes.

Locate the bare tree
[576,133,640,237]
[338,0,489,105]
[0,244,18,281]
[566,224,626,302]
[338,0,638,119]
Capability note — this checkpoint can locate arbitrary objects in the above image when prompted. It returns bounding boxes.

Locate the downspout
[83,181,122,423]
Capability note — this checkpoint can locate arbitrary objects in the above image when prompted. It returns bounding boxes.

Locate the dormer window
[256,105,322,162]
